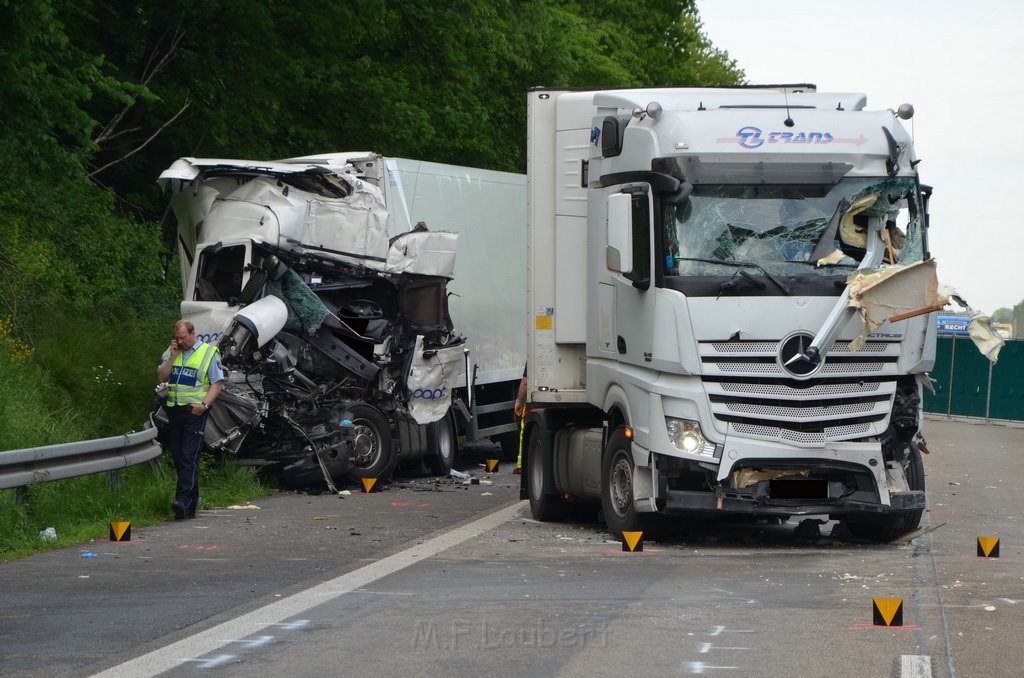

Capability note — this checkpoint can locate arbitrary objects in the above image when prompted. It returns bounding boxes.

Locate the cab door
[604,184,656,369]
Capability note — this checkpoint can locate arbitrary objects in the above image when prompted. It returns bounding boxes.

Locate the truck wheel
[844,444,925,542]
[901,442,926,530]
[601,428,650,537]
[426,411,458,476]
[345,404,397,482]
[527,427,567,522]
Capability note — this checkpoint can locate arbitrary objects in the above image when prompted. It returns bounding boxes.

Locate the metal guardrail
[0,418,162,490]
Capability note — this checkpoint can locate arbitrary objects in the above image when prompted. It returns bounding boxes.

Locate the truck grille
[700,339,898,445]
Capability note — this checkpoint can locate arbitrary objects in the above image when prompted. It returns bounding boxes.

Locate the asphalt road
[0,445,522,677]
[3,420,1023,677]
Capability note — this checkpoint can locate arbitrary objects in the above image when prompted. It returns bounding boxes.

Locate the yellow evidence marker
[109,521,131,542]
[977,536,1001,558]
[873,598,903,627]
[361,477,378,493]
[621,531,644,552]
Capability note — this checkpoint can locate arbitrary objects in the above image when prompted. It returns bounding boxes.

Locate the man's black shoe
[171,500,186,520]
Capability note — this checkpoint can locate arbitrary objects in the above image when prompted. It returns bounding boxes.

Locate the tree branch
[88,97,190,179]
[94,22,186,146]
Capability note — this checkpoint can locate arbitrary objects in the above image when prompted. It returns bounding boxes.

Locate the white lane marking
[685,661,738,673]
[224,636,274,649]
[91,501,527,677]
[707,625,754,636]
[898,655,932,678]
[698,643,750,653]
[179,655,235,669]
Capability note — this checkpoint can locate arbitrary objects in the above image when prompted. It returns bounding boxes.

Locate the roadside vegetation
[0,307,274,560]
[0,456,268,562]
[0,0,745,559]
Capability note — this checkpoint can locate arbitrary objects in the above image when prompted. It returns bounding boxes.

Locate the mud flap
[406,336,466,425]
[632,459,658,514]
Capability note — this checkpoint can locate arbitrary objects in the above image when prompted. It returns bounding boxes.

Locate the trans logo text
[413,387,447,400]
[735,126,834,149]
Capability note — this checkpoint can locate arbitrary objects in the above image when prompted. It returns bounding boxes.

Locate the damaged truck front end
[159,156,465,488]
[654,173,936,540]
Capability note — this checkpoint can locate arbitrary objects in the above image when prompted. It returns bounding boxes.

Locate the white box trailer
[380,158,528,451]
[159,153,526,487]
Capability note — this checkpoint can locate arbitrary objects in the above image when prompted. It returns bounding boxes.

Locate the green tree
[991,307,1012,323]
[66,0,744,210]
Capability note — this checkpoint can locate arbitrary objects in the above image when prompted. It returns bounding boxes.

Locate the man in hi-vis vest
[157,320,224,519]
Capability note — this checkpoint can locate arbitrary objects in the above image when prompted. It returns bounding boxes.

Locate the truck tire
[844,444,925,543]
[601,428,651,538]
[425,411,458,476]
[901,443,926,530]
[527,427,568,522]
[345,404,397,482]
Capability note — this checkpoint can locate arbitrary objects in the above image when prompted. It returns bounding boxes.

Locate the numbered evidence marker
[109,521,131,542]
[977,536,1001,558]
[873,598,904,627]
[361,478,378,493]
[621,531,644,552]
[485,459,500,473]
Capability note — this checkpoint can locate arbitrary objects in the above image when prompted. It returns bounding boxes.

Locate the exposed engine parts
[200,243,464,489]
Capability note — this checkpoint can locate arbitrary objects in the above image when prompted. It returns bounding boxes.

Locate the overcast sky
[695,0,1024,315]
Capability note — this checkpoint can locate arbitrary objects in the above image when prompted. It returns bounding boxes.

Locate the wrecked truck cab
[159,155,466,489]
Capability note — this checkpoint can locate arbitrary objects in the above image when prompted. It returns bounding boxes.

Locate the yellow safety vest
[167,343,217,407]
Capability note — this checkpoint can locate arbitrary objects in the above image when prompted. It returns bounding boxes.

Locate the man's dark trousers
[165,406,206,517]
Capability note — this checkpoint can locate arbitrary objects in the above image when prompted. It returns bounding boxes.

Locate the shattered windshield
[664,178,924,279]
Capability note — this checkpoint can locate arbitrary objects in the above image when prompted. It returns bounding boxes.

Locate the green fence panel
[924,337,1023,421]
[989,339,1024,420]
[924,337,954,415]
[946,337,992,417]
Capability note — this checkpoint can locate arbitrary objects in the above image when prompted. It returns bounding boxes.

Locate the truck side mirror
[606,193,633,274]
[669,181,694,206]
[607,191,651,290]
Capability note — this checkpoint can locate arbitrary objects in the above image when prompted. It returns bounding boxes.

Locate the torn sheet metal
[846,259,1004,363]
[967,311,1005,362]
[847,259,946,351]
[406,335,466,424]
[387,230,458,277]
[937,294,1003,363]
[304,188,391,265]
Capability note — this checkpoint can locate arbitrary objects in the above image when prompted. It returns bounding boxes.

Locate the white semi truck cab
[524,86,936,542]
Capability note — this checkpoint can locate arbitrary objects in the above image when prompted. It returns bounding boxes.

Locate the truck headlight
[666,418,717,457]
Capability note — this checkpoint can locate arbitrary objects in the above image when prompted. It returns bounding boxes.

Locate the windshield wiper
[785,258,856,269]
[676,257,791,296]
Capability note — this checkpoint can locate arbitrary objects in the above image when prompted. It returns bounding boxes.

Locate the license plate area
[770,479,829,499]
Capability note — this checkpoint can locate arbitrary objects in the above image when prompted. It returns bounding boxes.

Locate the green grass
[0,454,273,562]
[0,340,83,451]
[29,311,179,440]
